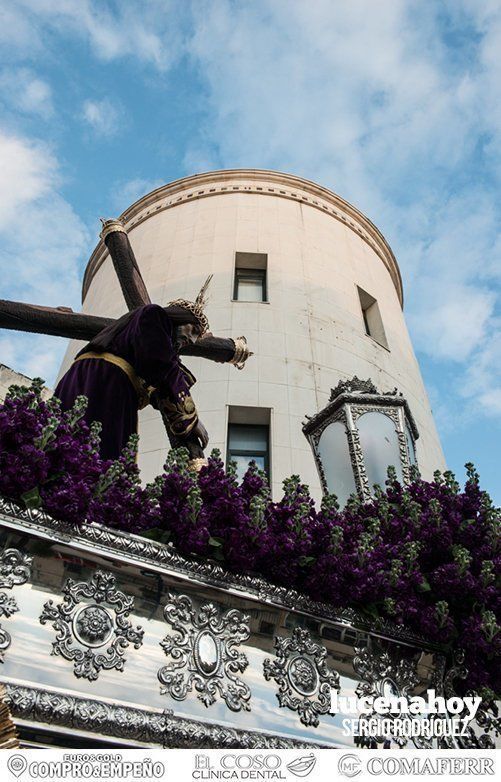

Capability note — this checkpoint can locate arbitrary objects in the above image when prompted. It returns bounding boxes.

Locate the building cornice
[82,170,403,307]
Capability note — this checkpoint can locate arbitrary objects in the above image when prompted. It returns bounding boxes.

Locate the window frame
[233,266,268,302]
[357,285,389,350]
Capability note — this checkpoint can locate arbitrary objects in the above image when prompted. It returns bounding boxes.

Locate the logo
[7,755,164,779]
[7,756,27,778]
[286,753,317,778]
[338,754,362,778]
[193,754,283,779]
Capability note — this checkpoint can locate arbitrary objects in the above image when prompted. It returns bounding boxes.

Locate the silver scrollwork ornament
[354,641,422,747]
[263,627,340,727]
[0,494,434,650]
[0,625,12,661]
[438,651,500,749]
[0,547,32,662]
[4,682,319,748]
[0,547,33,589]
[158,593,251,712]
[39,570,144,681]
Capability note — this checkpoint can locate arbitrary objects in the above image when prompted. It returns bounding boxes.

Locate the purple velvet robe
[55,304,194,460]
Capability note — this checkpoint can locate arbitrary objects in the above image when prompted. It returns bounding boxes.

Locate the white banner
[0,748,498,782]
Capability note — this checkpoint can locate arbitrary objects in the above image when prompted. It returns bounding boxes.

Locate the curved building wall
[58,170,445,500]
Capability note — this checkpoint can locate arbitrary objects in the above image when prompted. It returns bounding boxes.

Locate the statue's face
[174,323,201,350]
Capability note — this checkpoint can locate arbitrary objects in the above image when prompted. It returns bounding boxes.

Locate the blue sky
[0,0,499,502]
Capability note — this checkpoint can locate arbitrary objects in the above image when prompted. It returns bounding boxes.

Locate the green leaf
[140,528,171,544]
[417,578,431,592]
[212,548,225,562]
[360,604,380,621]
[21,487,42,510]
[209,536,224,548]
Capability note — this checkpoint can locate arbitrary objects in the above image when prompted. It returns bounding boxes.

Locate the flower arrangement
[0,380,499,698]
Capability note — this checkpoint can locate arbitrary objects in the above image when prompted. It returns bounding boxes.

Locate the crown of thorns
[167,274,212,335]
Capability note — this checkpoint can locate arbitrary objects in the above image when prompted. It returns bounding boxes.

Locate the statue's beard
[174,332,189,351]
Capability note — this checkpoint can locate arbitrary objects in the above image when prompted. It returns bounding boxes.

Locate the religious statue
[0,218,252,465]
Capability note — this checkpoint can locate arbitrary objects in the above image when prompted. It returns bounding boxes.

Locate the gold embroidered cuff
[188,457,208,471]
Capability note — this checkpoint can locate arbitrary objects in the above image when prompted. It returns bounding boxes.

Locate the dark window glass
[227,423,269,481]
[321,626,343,641]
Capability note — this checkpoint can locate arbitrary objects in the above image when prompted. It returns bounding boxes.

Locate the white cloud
[0,332,62,388]
[82,97,123,137]
[400,189,499,366]
[7,0,186,71]
[408,283,495,363]
[0,68,53,117]
[0,130,89,385]
[181,0,501,419]
[110,177,165,213]
[0,2,41,52]
[463,328,501,418]
[0,133,57,228]
[1,0,499,421]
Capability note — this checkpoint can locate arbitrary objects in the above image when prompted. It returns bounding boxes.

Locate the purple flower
[0,381,499,697]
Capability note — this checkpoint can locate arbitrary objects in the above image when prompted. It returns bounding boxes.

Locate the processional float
[0,222,495,750]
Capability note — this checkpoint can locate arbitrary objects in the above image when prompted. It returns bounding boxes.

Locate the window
[234,268,266,301]
[357,286,389,349]
[227,424,269,480]
[234,252,268,301]
[259,620,275,635]
[321,626,342,642]
[227,406,270,481]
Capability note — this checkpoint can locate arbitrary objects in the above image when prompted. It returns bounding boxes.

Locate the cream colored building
[0,364,51,403]
[58,170,445,501]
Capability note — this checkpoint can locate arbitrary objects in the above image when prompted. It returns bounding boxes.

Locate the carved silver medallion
[39,570,144,681]
[0,547,32,662]
[158,594,251,712]
[263,627,340,727]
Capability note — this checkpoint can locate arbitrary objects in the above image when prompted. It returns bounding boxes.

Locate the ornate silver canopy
[303,377,419,505]
[1,498,498,750]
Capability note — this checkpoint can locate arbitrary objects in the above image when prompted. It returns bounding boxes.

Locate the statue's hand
[191,419,209,449]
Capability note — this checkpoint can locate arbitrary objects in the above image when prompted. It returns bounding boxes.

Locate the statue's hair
[166,274,213,335]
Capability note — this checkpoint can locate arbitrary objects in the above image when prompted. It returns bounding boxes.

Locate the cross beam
[0,299,243,363]
[101,222,151,309]
[0,218,252,461]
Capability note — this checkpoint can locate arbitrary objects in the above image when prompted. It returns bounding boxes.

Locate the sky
[0,0,499,502]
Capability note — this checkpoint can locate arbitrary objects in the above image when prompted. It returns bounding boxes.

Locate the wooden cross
[0,220,252,458]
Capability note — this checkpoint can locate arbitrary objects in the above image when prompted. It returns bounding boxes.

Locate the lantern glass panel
[317,420,356,506]
[357,411,403,488]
